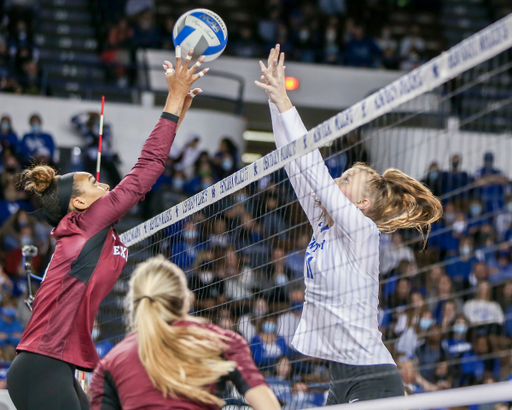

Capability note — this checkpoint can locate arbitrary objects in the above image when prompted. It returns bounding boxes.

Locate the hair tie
[136,296,155,303]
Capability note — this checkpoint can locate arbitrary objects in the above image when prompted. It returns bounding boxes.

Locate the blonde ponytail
[352,163,443,240]
[127,256,236,406]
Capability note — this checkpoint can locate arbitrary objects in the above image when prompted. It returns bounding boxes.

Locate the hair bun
[21,165,57,195]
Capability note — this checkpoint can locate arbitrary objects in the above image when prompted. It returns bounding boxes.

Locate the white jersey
[270,103,395,366]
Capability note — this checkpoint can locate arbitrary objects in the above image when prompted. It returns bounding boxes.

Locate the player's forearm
[274,96,293,114]
[244,385,281,410]
[164,92,185,117]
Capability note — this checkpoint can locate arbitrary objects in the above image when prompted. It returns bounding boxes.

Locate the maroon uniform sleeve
[223,330,267,395]
[78,113,178,235]
[90,360,122,410]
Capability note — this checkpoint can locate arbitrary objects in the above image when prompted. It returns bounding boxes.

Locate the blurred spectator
[442,315,472,386]
[171,134,202,175]
[251,318,289,368]
[495,194,512,241]
[266,356,293,405]
[0,115,19,154]
[221,247,252,301]
[415,325,443,382]
[323,16,342,65]
[187,250,224,311]
[461,336,501,385]
[439,299,458,332]
[380,232,416,275]
[209,218,230,249]
[496,282,512,337]
[463,281,504,331]
[18,59,40,95]
[432,361,453,390]
[213,137,239,180]
[388,277,411,310]
[442,154,472,206]
[422,162,443,197]
[445,236,477,288]
[19,113,55,165]
[488,252,512,285]
[160,16,175,50]
[344,23,381,68]
[430,275,463,324]
[399,358,437,394]
[396,308,433,356]
[170,220,203,270]
[400,25,425,57]
[0,297,24,350]
[286,234,310,279]
[258,7,282,46]
[71,111,121,186]
[93,319,113,359]
[132,10,160,49]
[318,0,345,15]
[474,152,508,213]
[277,288,304,347]
[261,193,288,242]
[394,291,424,335]
[231,26,261,58]
[238,298,268,343]
[282,381,317,410]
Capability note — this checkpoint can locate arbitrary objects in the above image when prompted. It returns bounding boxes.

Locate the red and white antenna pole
[96,96,105,181]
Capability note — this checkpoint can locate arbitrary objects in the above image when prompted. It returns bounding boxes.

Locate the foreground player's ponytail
[353,163,443,240]
[127,256,236,407]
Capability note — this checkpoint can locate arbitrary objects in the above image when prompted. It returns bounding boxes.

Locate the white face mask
[199,272,214,284]
[92,328,100,340]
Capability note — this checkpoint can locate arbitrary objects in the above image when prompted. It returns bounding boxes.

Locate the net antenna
[96,96,105,182]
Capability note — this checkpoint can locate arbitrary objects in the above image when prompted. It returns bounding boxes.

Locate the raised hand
[165,48,208,99]
[163,47,208,117]
[255,44,293,113]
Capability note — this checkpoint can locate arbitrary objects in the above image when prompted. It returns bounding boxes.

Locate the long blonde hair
[352,163,443,239]
[126,256,236,406]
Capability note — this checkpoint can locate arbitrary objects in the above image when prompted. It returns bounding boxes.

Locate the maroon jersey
[90,321,267,410]
[17,113,178,371]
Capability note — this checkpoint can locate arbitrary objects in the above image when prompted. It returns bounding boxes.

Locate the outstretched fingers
[192,68,209,81]
[190,55,206,74]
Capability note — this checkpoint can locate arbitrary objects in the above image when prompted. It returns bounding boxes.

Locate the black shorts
[326,361,404,405]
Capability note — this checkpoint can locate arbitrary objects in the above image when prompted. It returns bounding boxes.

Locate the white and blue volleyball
[173,9,228,62]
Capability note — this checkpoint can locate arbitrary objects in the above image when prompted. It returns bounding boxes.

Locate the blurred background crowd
[2,0,509,95]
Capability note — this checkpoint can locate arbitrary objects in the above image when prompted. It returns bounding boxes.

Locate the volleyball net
[98,14,512,409]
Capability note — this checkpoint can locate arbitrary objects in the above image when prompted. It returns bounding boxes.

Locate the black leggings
[326,362,404,404]
[7,352,89,410]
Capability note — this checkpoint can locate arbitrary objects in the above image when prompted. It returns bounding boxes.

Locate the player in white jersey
[255,45,443,404]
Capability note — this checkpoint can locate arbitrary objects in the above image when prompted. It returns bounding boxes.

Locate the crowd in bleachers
[92,0,433,87]
[0,2,42,95]
[1,106,512,407]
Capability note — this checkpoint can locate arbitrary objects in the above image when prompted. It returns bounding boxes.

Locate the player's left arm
[90,361,122,410]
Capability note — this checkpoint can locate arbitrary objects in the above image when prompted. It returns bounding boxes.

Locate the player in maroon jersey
[90,256,281,410]
[7,48,208,410]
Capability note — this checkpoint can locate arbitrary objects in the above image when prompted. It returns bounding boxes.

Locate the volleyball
[172,9,228,63]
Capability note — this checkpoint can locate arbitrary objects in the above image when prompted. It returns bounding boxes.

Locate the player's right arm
[269,101,322,227]
[78,49,207,235]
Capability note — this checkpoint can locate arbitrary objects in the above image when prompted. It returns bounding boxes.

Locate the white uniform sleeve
[269,102,321,227]
[278,106,375,241]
